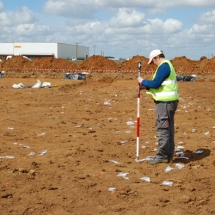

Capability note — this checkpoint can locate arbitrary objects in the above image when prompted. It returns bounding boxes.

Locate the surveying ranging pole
[136,62,142,159]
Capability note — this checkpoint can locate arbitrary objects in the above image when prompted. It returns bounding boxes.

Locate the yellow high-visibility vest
[146,60,179,102]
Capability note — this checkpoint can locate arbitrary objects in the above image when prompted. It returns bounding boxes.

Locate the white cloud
[189,24,211,34]
[15,24,37,36]
[137,18,183,34]
[42,0,215,20]
[109,8,145,28]
[147,8,164,15]
[0,24,52,42]
[0,2,4,12]
[65,15,183,36]
[76,0,215,9]
[198,10,215,24]
[66,21,106,35]
[163,19,184,33]
[188,23,215,44]
[1,0,215,59]
[14,24,50,37]
[0,6,36,26]
[43,0,97,18]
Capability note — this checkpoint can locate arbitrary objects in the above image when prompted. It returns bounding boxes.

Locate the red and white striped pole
[136,62,142,159]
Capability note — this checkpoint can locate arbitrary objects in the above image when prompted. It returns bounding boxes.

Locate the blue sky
[1,0,215,60]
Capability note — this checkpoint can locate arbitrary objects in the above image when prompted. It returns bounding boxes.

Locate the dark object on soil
[176,75,196,82]
[0,72,5,78]
[64,73,86,80]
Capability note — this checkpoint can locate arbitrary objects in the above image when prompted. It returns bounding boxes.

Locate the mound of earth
[31,57,77,71]
[117,55,156,72]
[77,55,117,71]
[1,54,215,75]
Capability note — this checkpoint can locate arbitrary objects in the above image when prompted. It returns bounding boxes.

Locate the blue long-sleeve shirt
[142,63,170,89]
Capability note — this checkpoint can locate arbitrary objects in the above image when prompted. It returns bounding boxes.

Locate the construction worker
[137,49,179,165]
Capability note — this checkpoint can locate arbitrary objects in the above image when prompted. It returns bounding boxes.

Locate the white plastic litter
[37,132,46,137]
[192,129,196,132]
[135,158,145,163]
[104,100,110,105]
[22,56,31,61]
[22,145,30,149]
[140,176,151,182]
[175,146,185,151]
[108,187,116,192]
[175,151,184,155]
[32,80,41,88]
[161,181,174,186]
[193,149,204,154]
[178,153,189,159]
[175,163,185,169]
[176,146,185,149]
[109,160,121,164]
[178,141,184,145]
[5,156,15,159]
[117,172,129,177]
[28,152,36,156]
[117,172,129,180]
[120,140,128,145]
[41,82,52,88]
[165,166,174,173]
[204,131,210,135]
[8,127,14,130]
[12,83,25,88]
[38,150,48,156]
[126,121,135,126]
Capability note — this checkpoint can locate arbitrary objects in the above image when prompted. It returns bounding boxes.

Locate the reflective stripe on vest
[161,80,177,85]
[154,91,178,97]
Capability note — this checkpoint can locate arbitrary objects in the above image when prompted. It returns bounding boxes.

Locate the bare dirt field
[0,56,215,215]
[0,75,215,215]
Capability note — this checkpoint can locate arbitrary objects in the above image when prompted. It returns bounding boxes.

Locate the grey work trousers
[155,100,178,160]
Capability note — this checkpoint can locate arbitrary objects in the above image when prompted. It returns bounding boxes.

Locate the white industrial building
[0,42,89,60]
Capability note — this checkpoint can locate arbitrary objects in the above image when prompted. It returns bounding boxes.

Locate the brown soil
[0,56,215,215]
[1,55,215,75]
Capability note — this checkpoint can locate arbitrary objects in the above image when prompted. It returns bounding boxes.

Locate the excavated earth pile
[1,54,215,75]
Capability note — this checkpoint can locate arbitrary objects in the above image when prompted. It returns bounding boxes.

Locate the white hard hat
[148,49,163,64]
